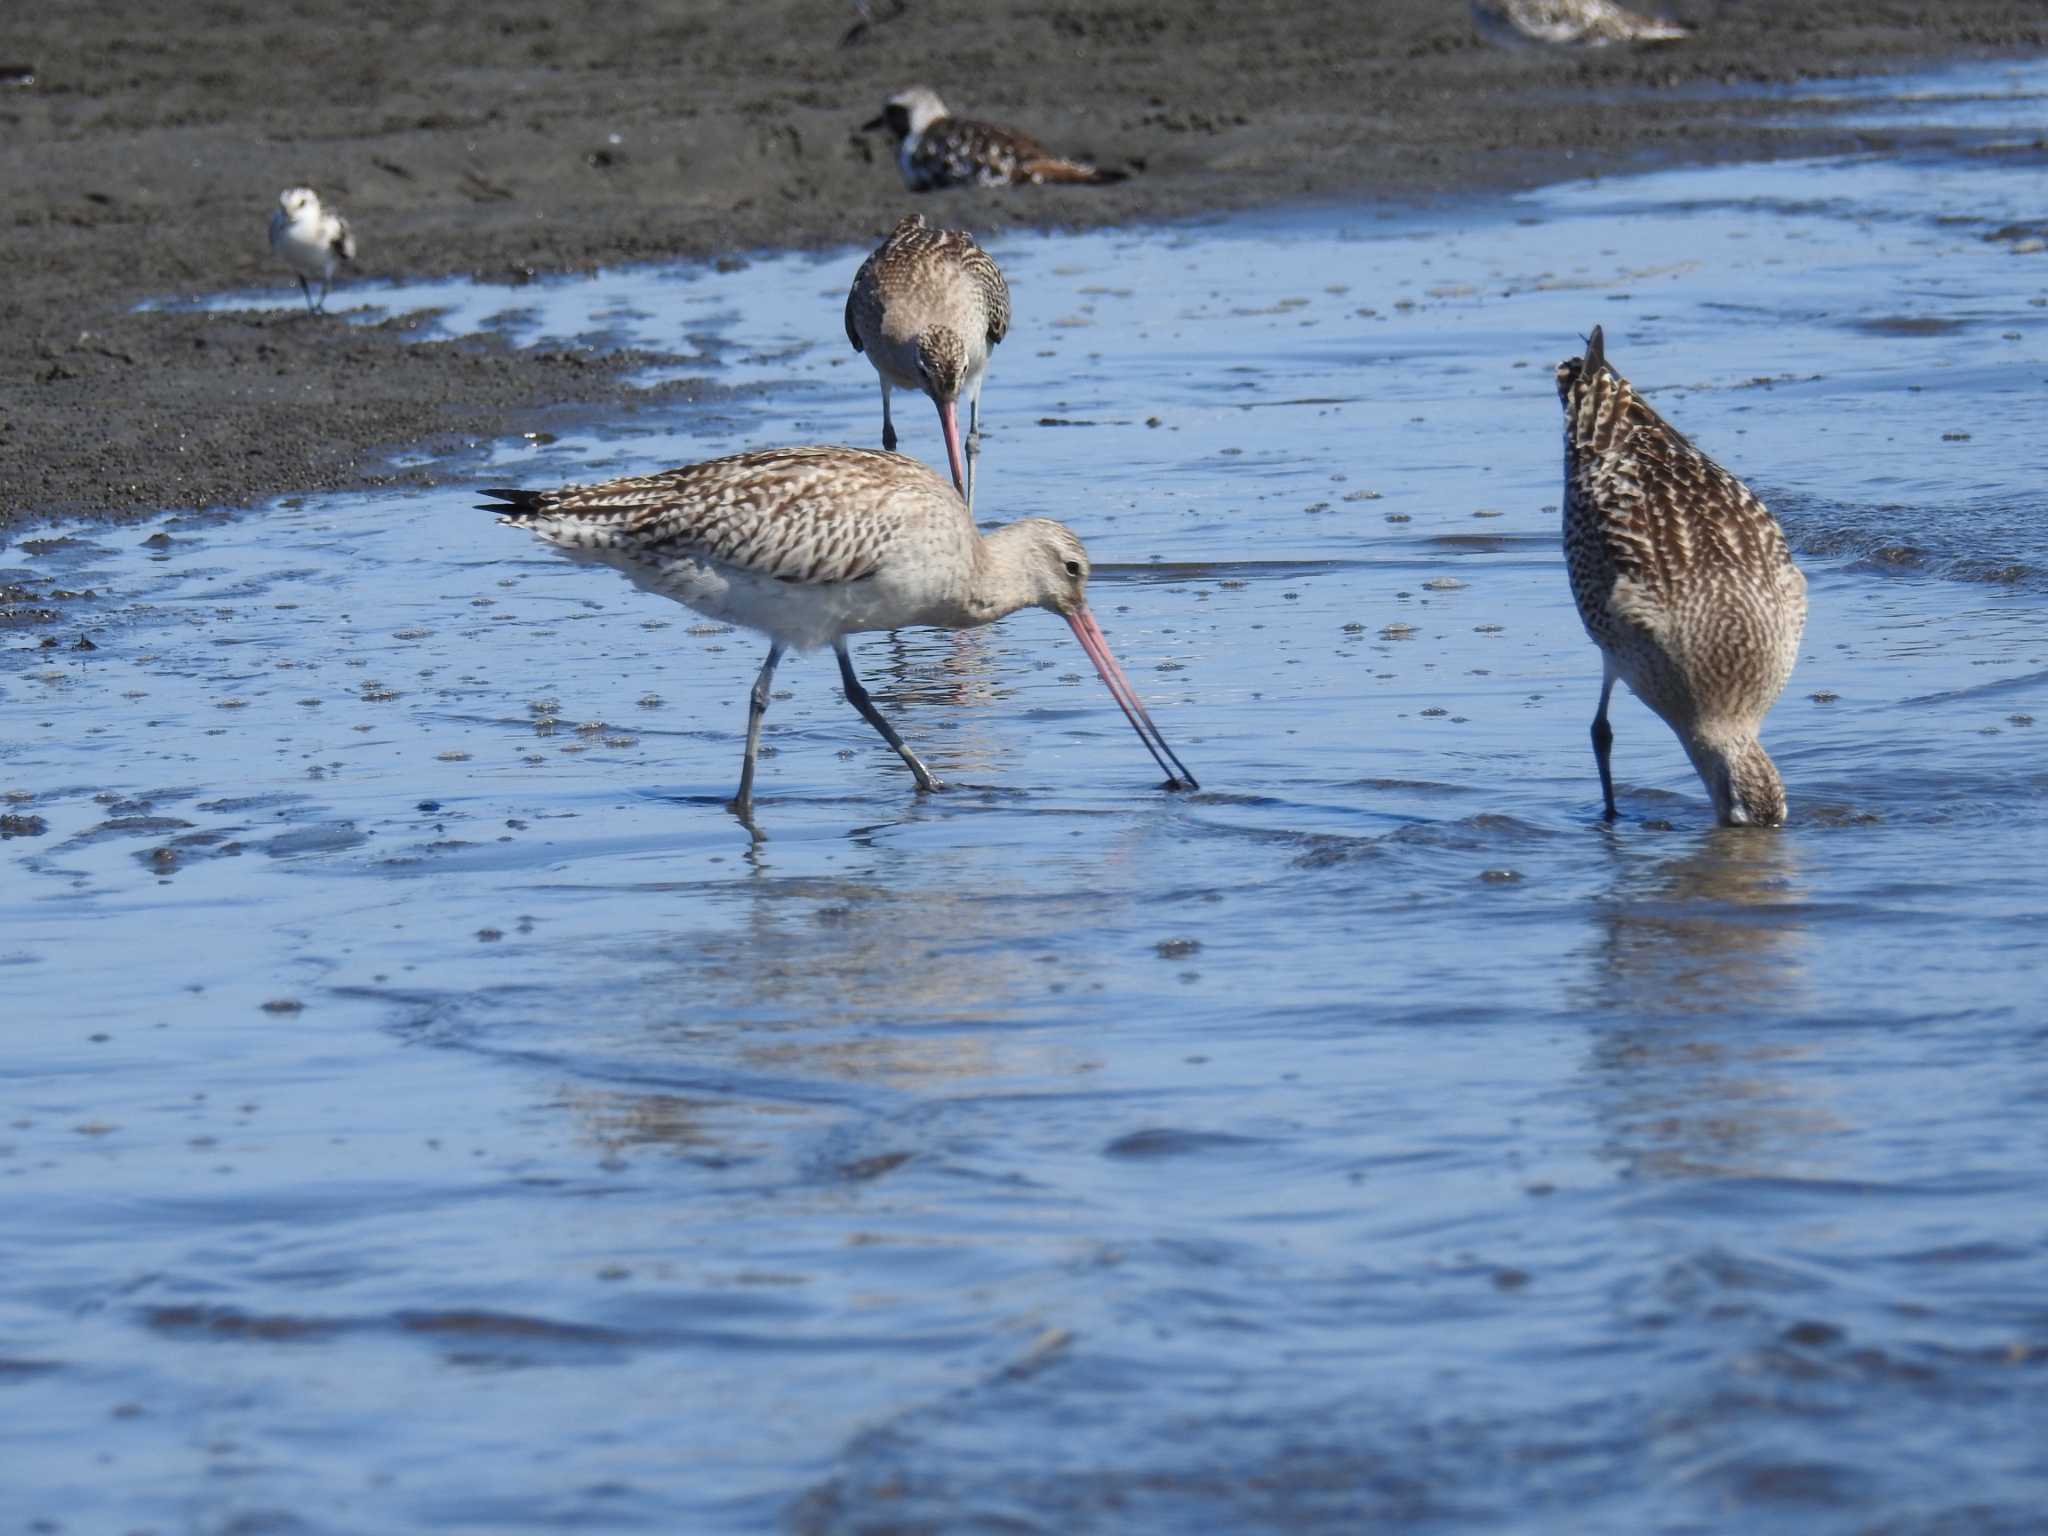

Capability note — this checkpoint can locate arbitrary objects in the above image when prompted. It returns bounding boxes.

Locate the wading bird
[865,87,1127,191]
[485,447,1196,824]
[846,213,1009,510]
[1557,327,1805,826]
[268,187,356,313]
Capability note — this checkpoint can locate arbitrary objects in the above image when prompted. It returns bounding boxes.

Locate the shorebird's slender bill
[935,399,969,501]
[1065,606,1199,790]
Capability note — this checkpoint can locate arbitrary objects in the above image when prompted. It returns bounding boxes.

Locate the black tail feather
[1583,325,1606,378]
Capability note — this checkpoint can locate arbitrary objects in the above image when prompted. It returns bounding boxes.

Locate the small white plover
[484,447,1196,822]
[845,214,1010,510]
[864,87,1127,192]
[268,187,356,313]
[1472,0,1692,48]
[1558,327,1806,827]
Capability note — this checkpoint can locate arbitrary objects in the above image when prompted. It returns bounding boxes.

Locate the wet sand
[3,0,2044,529]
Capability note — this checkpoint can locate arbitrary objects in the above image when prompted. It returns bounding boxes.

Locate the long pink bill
[1065,606,1199,791]
[935,398,969,502]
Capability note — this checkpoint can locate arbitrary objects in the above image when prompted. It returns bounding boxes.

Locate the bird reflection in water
[1575,831,1844,1180]
[556,1085,812,1163]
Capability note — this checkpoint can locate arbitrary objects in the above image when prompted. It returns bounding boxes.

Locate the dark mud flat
[11,309,698,519]
[3,0,2046,529]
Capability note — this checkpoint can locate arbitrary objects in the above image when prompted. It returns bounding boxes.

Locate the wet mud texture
[3,0,2043,530]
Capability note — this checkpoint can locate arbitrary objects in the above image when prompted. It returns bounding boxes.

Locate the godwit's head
[866,86,949,142]
[983,519,1198,791]
[914,326,969,402]
[915,325,972,496]
[985,517,1091,617]
[1690,735,1788,828]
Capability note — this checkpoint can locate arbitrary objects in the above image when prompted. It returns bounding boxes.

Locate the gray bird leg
[731,642,785,820]
[836,641,941,792]
[879,380,897,453]
[296,274,316,313]
[964,379,984,512]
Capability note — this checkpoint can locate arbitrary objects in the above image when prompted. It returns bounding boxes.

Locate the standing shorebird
[1472,0,1691,47]
[845,214,1009,512]
[483,447,1196,823]
[1557,327,1806,827]
[864,87,1128,192]
[268,187,356,313]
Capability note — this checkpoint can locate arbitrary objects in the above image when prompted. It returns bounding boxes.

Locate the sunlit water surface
[6,58,2047,1536]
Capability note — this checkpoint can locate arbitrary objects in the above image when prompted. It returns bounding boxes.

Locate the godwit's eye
[1063,560,1081,577]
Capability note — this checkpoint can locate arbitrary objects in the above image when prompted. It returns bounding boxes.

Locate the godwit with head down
[483,447,1196,822]
[1472,0,1691,47]
[864,87,1128,192]
[846,213,1009,511]
[1557,326,1805,827]
[269,187,356,313]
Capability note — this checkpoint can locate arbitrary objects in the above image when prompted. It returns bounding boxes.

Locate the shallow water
[8,57,2048,1536]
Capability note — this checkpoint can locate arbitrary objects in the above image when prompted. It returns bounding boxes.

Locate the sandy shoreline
[2,0,2042,531]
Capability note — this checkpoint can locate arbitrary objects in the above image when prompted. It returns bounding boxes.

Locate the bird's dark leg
[880,380,897,453]
[315,274,331,312]
[1592,670,1618,820]
[964,381,983,511]
[730,642,785,822]
[297,275,316,313]
[836,641,941,792]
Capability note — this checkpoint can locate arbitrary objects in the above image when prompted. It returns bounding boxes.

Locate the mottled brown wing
[1576,378,1787,609]
[1561,338,1800,655]
[966,244,1010,346]
[487,448,921,586]
[911,117,1049,187]
[956,118,1051,173]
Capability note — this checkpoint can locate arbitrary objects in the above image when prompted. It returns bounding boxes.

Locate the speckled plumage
[268,187,356,313]
[1473,0,1691,48]
[487,447,977,648]
[845,214,1010,508]
[1557,327,1806,826]
[867,87,1127,192]
[483,446,1195,819]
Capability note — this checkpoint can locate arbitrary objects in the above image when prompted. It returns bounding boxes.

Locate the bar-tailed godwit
[484,447,1196,822]
[1557,327,1805,826]
[1472,0,1691,48]
[846,213,1009,510]
[863,87,1128,192]
[269,187,356,313]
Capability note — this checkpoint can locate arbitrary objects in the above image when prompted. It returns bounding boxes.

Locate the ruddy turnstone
[864,87,1127,191]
